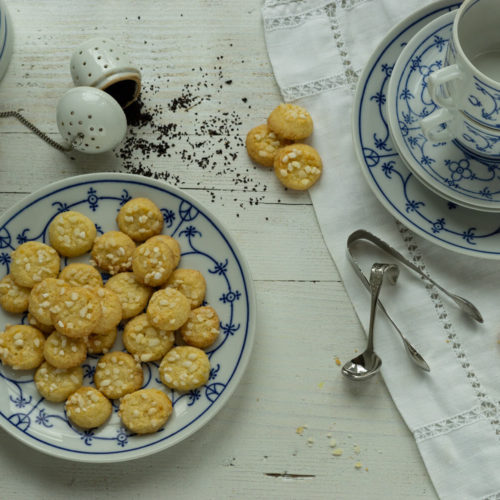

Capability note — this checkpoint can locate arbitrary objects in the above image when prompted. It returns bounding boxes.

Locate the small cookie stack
[0,197,221,436]
[246,103,323,190]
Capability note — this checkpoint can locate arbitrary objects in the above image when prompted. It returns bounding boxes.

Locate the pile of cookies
[246,103,323,190]
[0,197,219,435]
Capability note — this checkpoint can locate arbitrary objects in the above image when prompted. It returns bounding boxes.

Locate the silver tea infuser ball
[56,86,127,153]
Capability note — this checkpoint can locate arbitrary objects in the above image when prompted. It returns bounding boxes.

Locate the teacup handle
[428,64,463,108]
[420,108,456,142]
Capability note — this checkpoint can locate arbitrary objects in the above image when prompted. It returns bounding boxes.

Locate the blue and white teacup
[426,0,500,130]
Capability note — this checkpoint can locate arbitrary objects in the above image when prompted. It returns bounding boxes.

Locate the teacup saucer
[387,11,500,212]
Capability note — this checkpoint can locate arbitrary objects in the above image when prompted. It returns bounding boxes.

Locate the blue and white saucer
[353,0,500,259]
[387,10,500,212]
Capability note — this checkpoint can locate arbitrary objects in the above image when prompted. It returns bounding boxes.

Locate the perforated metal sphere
[56,87,127,153]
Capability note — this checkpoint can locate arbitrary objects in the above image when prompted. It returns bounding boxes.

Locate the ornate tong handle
[347,230,483,323]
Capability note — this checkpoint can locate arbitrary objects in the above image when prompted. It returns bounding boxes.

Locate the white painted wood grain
[0,0,437,498]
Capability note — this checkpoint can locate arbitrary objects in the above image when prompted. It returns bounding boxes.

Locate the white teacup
[70,38,141,109]
[427,0,500,129]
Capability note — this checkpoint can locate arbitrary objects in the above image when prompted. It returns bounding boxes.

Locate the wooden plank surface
[0,0,437,498]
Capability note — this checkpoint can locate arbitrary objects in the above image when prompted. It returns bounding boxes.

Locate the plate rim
[0,172,257,463]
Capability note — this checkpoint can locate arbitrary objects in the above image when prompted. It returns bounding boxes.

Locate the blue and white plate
[387,11,500,212]
[353,0,500,258]
[0,173,256,462]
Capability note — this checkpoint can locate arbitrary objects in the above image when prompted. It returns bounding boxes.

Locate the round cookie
[159,346,210,391]
[94,351,143,400]
[163,268,206,309]
[132,238,175,287]
[267,103,313,141]
[10,241,60,288]
[0,274,31,314]
[119,388,172,434]
[48,211,97,257]
[43,331,87,369]
[92,287,122,334]
[273,144,322,191]
[105,272,152,320]
[65,386,112,429]
[123,313,175,362]
[59,263,103,289]
[91,231,135,275]
[28,278,68,327]
[0,325,45,370]
[116,197,164,242]
[246,123,292,167]
[86,328,117,355]
[148,235,181,268]
[147,288,191,331]
[180,306,220,349]
[34,362,83,403]
[51,286,101,338]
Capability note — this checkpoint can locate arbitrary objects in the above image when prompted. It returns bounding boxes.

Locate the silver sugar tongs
[348,230,483,323]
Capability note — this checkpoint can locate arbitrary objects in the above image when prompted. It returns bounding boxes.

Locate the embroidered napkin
[263,1,500,498]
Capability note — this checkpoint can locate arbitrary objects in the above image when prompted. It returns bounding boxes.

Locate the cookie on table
[0,325,45,370]
[43,330,87,369]
[148,234,181,268]
[10,241,60,288]
[274,144,322,190]
[246,123,292,167]
[48,210,97,257]
[34,362,83,403]
[180,306,220,349]
[27,312,53,335]
[51,286,101,338]
[86,327,117,355]
[65,386,112,429]
[159,346,210,391]
[104,272,152,320]
[147,288,191,331]
[91,230,135,275]
[119,388,172,434]
[28,278,68,327]
[0,274,31,314]
[123,313,174,362]
[59,263,103,289]
[116,197,164,242]
[132,238,175,287]
[91,287,122,334]
[163,268,206,309]
[267,103,313,141]
[94,351,143,400]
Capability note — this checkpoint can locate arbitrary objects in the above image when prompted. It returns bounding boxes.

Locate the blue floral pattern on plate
[388,10,500,210]
[353,0,500,258]
[0,173,256,462]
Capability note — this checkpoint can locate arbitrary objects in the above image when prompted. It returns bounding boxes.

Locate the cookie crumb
[354,462,362,469]
[329,439,337,448]
[332,448,343,456]
[335,357,341,366]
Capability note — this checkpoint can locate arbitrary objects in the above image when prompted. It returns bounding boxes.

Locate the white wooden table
[0,1,437,498]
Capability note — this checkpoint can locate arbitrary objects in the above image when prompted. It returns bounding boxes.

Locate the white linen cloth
[263,1,500,499]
